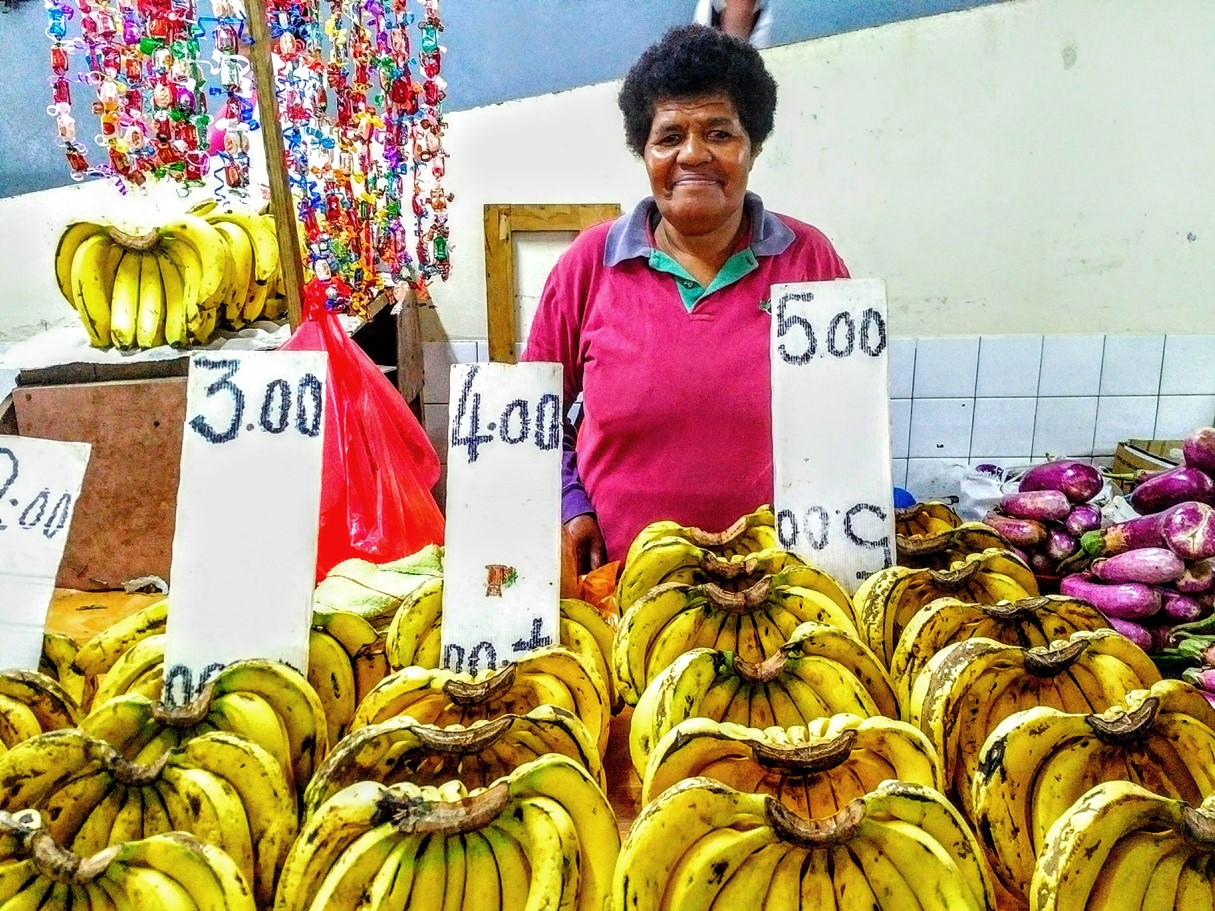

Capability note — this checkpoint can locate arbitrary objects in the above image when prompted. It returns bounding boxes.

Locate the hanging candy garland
[45,0,451,311]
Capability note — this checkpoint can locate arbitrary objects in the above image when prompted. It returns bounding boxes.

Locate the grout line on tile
[1153,340,1169,435]
[969,338,983,461]
[1089,336,1107,457]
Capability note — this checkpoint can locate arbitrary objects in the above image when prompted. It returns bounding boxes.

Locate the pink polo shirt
[522,193,849,562]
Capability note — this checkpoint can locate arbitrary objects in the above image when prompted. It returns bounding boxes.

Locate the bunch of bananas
[628,620,898,775]
[623,505,781,567]
[352,645,611,753]
[895,523,1012,571]
[303,705,606,818]
[73,597,387,749]
[0,728,295,906]
[855,547,1040,666]
[640,713,943,811]
[610,777,997,911]
[384,577,618,707]
[53,203,285,350]
[275,753,620,911]
[0,809,256,911]
[895,501,964,538]
[972,679,1215,900]
[888,593,1110,711]
[907,629,1161,819]
[80,658,328,796]
[0,670,80,755]
[1031,780,1215,911]
[613,566,858,705]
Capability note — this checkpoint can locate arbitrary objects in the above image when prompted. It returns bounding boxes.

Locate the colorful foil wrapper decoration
[45,0,451,311]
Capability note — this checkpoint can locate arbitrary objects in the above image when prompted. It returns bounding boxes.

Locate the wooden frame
[484,203,622,363]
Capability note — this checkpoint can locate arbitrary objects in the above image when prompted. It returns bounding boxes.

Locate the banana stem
[704,577,772,613]
[411,715,515,753]
[683,515,750,550]
[152,683,215,726]
[384,782,510,836]
[1023,638,1090,677]
[29,831,116,885]
[95,741,171,786]
[1085,697,1160,743]
[766,795,864,846]
[982,597,1050,619]
[731,650,787,686]
[444,664,517,707]
[1182,806,1215,847]
[105,227,161,252]
[751,729,857,774]
[927,560,982,590]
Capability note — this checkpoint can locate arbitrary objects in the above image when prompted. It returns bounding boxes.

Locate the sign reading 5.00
[442,362,563,675]
[0,436,91,672]
[162,351,328,708]
[771,279,896,594]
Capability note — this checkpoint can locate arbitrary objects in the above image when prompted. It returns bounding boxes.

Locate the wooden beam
[483,203,621,363]
[242,0,307,330]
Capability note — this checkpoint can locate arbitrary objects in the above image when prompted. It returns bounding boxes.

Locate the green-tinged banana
[212,221,254,328]
[401,831,447,910]
[107,250,142,349]
[75,600,168,679]
[130,831,257,911]
[102,863,194,911]
[384,576,444,669]
[358,833,420,910]
[91,634,166,708]
[54,221,107,304]
[0,875,52,910]
[155,249,188,348]
[134,250,166,348]
[70,233,115,347]
[457,831,500,911]
[156,214,228,310]
[40,633,94,714]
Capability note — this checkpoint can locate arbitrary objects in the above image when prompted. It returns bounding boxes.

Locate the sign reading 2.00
[771,279,896,594]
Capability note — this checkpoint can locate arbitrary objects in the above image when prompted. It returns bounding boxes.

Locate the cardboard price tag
[441,362,562,675]
[0,436,91,671]
[771,279,895,593]
[162,351,327,707]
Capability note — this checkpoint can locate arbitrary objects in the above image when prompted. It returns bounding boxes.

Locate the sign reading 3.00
[771,279,895,594]
[442,363,562,676]
[0,436,91,672]
[162,351,327,708]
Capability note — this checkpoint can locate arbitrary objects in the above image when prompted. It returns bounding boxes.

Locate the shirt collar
[603,191,795,267]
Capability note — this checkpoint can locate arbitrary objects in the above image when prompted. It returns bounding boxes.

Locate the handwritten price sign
[162,351,327,707]
[0,436,91,671]
[771,279,895,593]
[441,363,562,675]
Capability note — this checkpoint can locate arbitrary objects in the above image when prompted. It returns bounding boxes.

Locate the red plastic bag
[281,286,444,581]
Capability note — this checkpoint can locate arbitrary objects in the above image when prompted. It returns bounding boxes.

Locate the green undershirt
[648,247,759,311]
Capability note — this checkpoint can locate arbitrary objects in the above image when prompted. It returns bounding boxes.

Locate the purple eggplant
[1186,667,1215,694]
[1106,616,1153,650]
[983,511,1048,547]
[1160,589,1205,622]
[999,489,1072,522]
[1081,501,1215,560]
[1177,560,1215,595]
[1090,547,1185,585]
[1060,572,1162,619]
[1130,465,1215,514]
[1030,551,1057,577]
[1020,459,1103,503]
[1184,426,1215,475]
[1046,529,1079,562]
[1064,503,1103,537]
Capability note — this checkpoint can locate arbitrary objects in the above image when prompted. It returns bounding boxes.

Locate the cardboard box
[1110,439,1184,491]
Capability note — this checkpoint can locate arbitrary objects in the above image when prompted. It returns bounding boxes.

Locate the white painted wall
[1,0,1212,344]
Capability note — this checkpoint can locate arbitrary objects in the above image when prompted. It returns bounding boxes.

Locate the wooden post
[241,0,307,330]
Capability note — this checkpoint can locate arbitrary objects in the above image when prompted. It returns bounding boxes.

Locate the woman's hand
[564,513,608,575]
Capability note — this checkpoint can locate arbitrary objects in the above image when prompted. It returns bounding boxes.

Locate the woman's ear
[749,142,763,168]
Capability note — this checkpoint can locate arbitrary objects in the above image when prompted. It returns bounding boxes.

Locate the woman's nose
[678,134,712,164]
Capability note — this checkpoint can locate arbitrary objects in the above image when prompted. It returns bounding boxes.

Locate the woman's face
[644,93,756,238]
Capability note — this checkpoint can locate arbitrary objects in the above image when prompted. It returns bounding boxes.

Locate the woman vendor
[523,24,849,571]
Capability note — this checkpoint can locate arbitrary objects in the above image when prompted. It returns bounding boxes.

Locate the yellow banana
[69,233,115,347]
[134,250,166,348]
[107,249,142,349]
[75,600,168,679]
[54,220,106,304]
[212,221,254,328]
[156,214,228,310]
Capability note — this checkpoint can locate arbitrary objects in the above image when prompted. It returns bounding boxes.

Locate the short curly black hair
[617,24,778,157]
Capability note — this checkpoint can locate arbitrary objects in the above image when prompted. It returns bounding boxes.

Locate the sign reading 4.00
[442,363,563,676]
[771,279,896,594]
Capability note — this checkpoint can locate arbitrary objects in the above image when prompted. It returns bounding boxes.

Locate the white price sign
[442,363,562,675]
[163,351,327,707]
[771,279,895,593]
[0,437,90,671]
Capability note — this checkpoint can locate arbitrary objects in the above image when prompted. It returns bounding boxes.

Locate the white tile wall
[417,333,1215,503]
[1039,335,1104,396]
[1099,334,1165,396]
[976,336,1042,398]
[912,337,980,397]
[1161,335,1215,395]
